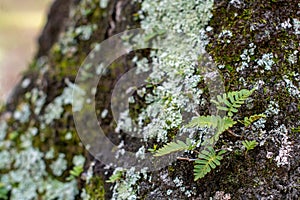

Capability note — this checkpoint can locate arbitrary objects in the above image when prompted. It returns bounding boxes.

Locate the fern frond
[187,115,220,129]
[211,89,255,117]
[238,114,266,127]
[216,117,237,134]
[66,165,84,181]
[187,115,236,135]
[210,117,237,144]
[154,140,190,157]
[69,165,83,177]
[194,146,225,181]
[106,170,124,183]
[242,140,258,152]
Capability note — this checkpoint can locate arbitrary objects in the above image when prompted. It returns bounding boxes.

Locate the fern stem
[227,129,242,138]
[177,157,197,162]
[192,150,200,154]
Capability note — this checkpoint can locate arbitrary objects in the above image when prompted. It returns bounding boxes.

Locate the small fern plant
[242,140,258,153]
[210,89,255,117]
[238,114,266,127]
[194,146,226,180]
[0,183,8,200]
[153,139,194,157]
[153,88,265,181]
[66,165,84,181]
[106,170,124,183]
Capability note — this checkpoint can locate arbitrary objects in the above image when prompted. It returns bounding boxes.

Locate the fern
[292,126,300,133]
[148,144,158,153]
[106,170,124,183]
[151,88,264,182]
[187,115,236,143]
[211,89,255,117]
[154,139,192,157]
[66,165,84,181]
[71,166,83,177]
[238,114,266,127]
[0,183,8,200]
[194,146,226,181]
[187,115,221,129]
[242,140,258,152]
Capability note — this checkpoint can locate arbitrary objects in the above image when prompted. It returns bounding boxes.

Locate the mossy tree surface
[0,0,299,199]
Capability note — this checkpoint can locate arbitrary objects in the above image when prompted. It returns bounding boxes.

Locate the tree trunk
[1,0,299,199]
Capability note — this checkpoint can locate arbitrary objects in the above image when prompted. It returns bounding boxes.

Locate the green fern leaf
[187,115,236,137]
[70,165,83,177]
[211,89,255,117]
[106,170,124,183]
[216,117,236,134]
[187,115,236,145]
[194,147,225,181]
[0,183,8,200]
[242,140,258,152]
[238,114,266,127]
[154,140,190,157]
[187,115,220,129]
[66,165,84,181]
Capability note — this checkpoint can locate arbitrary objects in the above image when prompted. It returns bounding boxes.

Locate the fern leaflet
[194,146,226,181]
[187,115,236,135]
[106,170,124,183]
[211,89,255,117]
[154,140,191,157]
[238,114,266,127]
[242,140,258,152]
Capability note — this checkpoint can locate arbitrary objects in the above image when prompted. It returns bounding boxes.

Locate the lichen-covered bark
[0,0,299,199]
[1,0,140,199]
[36,0,74,58]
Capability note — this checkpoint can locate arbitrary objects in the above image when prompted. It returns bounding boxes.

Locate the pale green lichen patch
[110,0,217,198]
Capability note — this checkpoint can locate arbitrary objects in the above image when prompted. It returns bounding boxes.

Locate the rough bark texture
[36,0,74,58]
[1,0,299,199]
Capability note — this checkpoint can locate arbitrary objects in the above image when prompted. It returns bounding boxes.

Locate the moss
[85,176,106,200]
[33,125,84,180]
[168,166,175,174]
[43,0,111,82]
[208,0,299,75]
[207,0,299,125]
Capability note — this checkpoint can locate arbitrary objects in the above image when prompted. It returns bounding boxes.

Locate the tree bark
[1,0,299,199]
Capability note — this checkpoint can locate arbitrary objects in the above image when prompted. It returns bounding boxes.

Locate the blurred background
[0,0,51,101]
